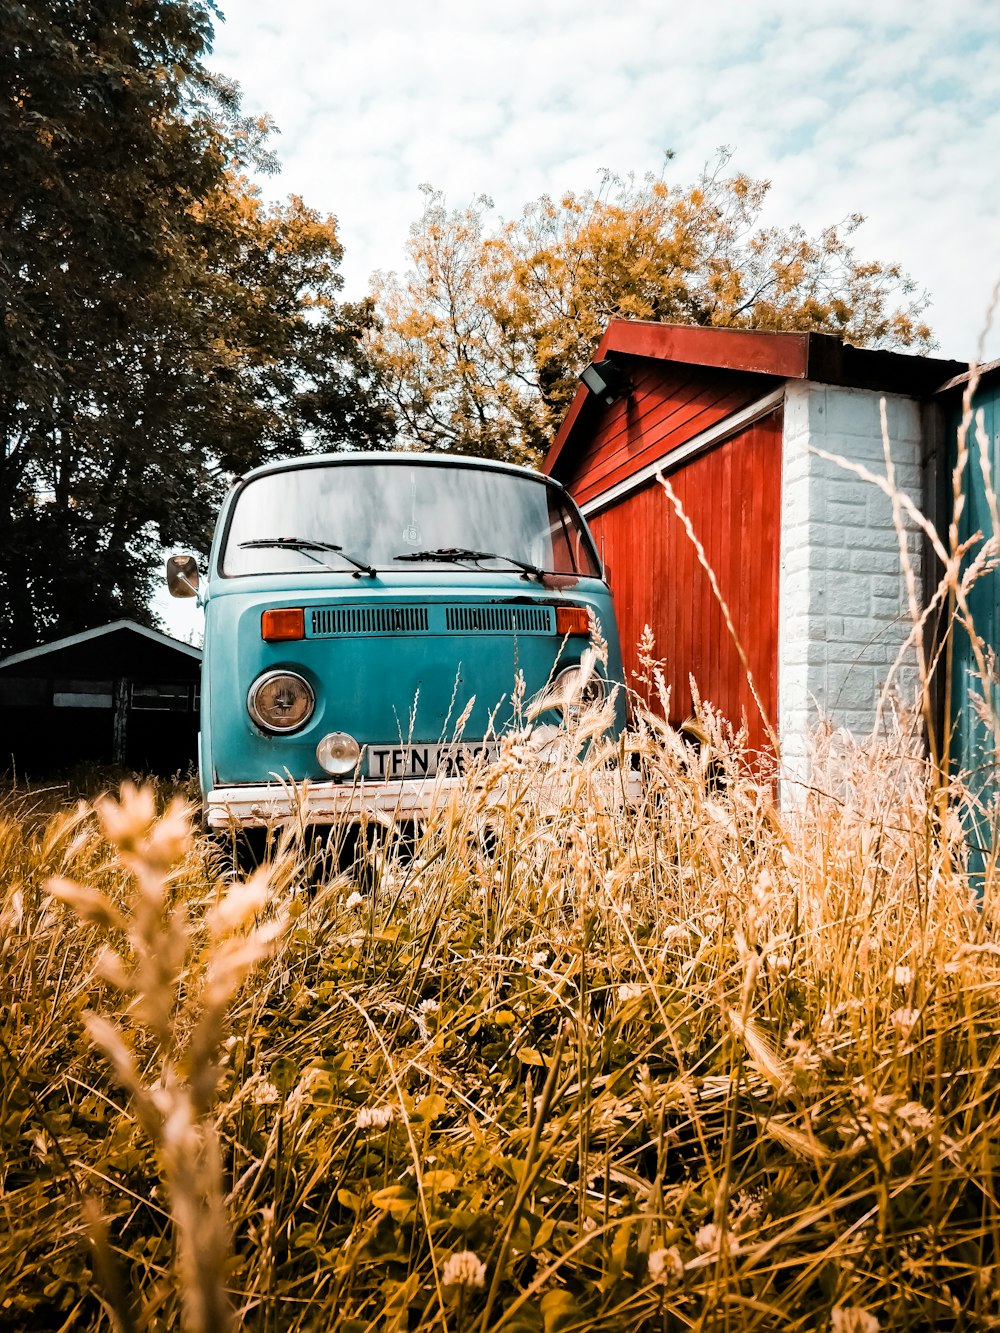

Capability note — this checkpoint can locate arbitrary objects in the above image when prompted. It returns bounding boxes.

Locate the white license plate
[366,742,499,780]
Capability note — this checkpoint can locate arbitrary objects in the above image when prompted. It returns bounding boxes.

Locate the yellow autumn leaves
[370,156,932,462]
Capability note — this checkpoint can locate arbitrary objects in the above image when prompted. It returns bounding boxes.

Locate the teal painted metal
[950,375,1000,870]
[197,454,627,811]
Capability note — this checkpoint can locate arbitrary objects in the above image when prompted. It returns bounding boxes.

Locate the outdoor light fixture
[579,357,633,406]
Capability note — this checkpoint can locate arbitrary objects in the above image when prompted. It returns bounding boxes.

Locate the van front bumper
[204,766,641,830]
[204,776,475,829]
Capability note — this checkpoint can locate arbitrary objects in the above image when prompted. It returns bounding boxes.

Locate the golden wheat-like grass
[4,353,1000,1329]
[0,699,997,1332]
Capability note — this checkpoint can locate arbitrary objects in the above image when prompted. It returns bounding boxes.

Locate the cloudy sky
[160,1,999,638]
[209,0,1000,362]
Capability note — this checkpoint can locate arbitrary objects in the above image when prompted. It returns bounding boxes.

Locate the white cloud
[211,0,1000,359]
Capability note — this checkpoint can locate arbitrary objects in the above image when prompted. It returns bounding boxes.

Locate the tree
[0,1,392,653]
[371,155,932,462]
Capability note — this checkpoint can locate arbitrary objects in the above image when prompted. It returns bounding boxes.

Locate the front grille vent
[311,605,428,637]
[445,605,553,634]
[308,603,554,637]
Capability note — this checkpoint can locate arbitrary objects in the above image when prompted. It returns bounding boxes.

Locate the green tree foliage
[0,0,392,653]
[371,157,932,463]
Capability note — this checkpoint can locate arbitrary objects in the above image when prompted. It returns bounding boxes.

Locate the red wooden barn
[543,323,962,785]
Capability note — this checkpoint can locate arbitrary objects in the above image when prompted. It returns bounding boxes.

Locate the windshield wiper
[239,537,376,579]
[394,546,545,581]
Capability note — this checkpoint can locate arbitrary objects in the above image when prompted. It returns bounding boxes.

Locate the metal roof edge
[934,357,1000,396]
[804,338,966,397]
[0,619,202,670]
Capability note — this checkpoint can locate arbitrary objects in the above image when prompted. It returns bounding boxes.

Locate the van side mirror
[166,553,200,599]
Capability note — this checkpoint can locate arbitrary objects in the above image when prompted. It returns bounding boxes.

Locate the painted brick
[849,548,906,576]
[779,381,925,804]
[841,615,888,642]
[826,581,871,617]
[826,500,870,527]
[870,573,904,598]
[823,386,922,442]
[830,524,904,552]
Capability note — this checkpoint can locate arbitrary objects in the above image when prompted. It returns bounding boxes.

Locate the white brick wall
[778,382,924,796]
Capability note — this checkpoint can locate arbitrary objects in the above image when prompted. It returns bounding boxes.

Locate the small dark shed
[0,620,201,777]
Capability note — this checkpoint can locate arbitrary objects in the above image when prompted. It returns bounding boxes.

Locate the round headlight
[552,664,606,720]
[247,671,315,734]
[316,731,361,776]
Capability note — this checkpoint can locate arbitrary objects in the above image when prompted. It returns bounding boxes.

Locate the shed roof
[546,322,966,480]
[935,356,1000,396]
[0,620,201,679]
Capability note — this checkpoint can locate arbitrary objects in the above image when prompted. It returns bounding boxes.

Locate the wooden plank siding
[583,408,783,758]
[553,362,780,509]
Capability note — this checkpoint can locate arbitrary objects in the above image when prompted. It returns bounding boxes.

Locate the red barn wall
[562,361,779,508]
[581,406,784,759]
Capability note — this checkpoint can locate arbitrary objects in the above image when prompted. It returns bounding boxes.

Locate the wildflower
[729,1189,765,1231]
[896,1101,934,1135]
[345,890,364,910]
[891,1007,920,1037]
[662,924,693,947]
[893,964,913,986]
[355,1104,394,1131]
[831,1307,879,1333]
[417,998,440,1015]
[252,1079,280,1106]
[692,1222,740,1256]
[530,950,549,968]
[647,1245,684,1285]
[703,913,722,932]
[617,983,644,1003]
[693,1222,721,1254]
[442,1249,486,1289]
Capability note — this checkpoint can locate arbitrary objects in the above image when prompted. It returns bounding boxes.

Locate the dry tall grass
[3,359,1000,1329]
[1,697,999,1331]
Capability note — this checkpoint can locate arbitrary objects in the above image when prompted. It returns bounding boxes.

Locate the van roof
[239,451,560,486]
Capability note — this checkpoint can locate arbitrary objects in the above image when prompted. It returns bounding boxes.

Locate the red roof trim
[599,320,811,377]
[544,321,965,480]
[545,324,809,478]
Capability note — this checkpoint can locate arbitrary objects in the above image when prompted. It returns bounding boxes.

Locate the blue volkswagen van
[167,452,627,830]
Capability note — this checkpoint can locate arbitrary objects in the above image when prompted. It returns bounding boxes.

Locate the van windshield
[220,461,601,578]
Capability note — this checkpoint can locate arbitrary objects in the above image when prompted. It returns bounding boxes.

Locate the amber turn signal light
[555,604,590,637]
[261,607,305,642]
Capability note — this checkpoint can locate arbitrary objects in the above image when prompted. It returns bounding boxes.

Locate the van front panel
[200,574,623,788]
